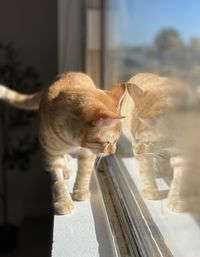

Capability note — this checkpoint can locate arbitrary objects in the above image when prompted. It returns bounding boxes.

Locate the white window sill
[52,158,118,257]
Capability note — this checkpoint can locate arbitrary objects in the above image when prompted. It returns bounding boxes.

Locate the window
[99,1,200,257]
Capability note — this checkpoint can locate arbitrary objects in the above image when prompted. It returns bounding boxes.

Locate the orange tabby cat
[0,72,126,215]
[121,73,199,212]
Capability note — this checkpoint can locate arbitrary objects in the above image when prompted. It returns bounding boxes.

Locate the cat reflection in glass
[121,73,200,213]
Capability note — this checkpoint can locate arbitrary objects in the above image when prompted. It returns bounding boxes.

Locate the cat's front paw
[72,189,90,201]
[141,187,160,200]
[52,181,74,214]
[167,197,188,212]
[54,198,74,215]
[63,168,72,180]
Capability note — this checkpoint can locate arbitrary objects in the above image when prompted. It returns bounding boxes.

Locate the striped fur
[0,84,42,110]
[0,72,126,215]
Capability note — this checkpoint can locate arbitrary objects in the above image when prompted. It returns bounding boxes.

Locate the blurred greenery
[113,27,200,87]
[155,28,184,54]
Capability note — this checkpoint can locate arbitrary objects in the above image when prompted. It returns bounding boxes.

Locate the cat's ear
[109,83,127,109]
[93,109,125,128]
[127,83,144,105]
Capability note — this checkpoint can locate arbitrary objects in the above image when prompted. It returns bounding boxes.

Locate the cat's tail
[0,84,42,110]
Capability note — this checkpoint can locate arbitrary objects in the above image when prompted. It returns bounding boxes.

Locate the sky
[110,0,200,47]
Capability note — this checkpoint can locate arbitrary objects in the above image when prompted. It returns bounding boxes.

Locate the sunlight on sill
[52,158,118,257]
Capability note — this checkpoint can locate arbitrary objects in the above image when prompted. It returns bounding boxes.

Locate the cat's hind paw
[63,168,73,180]
[72,189,90,201]
[54,199,74,215]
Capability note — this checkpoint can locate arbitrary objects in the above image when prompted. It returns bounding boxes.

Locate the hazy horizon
[111,0,200,47]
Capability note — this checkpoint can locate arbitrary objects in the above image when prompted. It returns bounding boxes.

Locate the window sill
[51,158,118,257]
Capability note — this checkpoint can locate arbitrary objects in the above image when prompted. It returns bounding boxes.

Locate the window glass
[104,1,200,257]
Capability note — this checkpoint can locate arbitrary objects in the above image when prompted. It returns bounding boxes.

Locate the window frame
[97,155,173,257]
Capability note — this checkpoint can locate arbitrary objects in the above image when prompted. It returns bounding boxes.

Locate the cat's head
[82,83,127,157]
[126,82,188,144]
[127,82,167,116]
[126,82,168,142]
